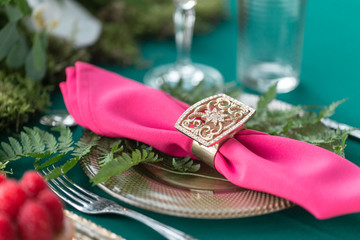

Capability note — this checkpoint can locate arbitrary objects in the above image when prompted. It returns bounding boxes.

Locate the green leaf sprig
[246,85,351,156]
[89,139,162,185]
[0,126,99,178]
[0,5,47,81]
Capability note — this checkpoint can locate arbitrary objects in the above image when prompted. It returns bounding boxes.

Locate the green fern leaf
[132,149,141,164]
[73,133,100,157]
[122,153,133,164]
[24,127,45,152]
[8,137,22,156]
[89,139,162,185]
[0,150,7,160]
[53,126,74,153]
[318,100,346,120]
[42,166,61,180]
[97,140,123,167]
[90,156,132,185]
[42,131,58,153]
[43,156,79,180]
[35,153,66,170]
[142,149,148,159]
[1,142,16,160]
[33,157,41,169]
[172,156,200,172]
[98,150,114,167]
[27,152,52,159]
[20,131,33,153]
[257,84,277,113]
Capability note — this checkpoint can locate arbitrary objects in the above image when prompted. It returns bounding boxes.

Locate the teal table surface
[4,0,360,239]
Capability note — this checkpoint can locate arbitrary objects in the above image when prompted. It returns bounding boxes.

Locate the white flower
[26,0,102,48]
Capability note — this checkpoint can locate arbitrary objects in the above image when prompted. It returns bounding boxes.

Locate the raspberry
[20,171,47,198]
[38,189,64,232]
[0,174,6,185]
[0,180,27,220]
[17,200,53,240]
[0,212,16,240]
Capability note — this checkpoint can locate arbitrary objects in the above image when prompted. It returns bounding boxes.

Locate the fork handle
[114,208,197,240]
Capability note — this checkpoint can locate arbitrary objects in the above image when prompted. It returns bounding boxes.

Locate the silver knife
[321,118,360,140]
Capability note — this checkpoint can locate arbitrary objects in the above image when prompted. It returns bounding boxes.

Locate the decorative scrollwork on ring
[175,94,256,147]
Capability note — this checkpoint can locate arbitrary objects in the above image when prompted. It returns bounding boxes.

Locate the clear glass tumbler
[238,0,306,93]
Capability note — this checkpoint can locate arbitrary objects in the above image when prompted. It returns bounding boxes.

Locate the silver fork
[42,169,197,240]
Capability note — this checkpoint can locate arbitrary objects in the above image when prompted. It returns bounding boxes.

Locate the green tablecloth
[5,0,360,239]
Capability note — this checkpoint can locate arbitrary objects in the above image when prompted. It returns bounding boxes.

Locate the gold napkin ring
[175,94,256,168]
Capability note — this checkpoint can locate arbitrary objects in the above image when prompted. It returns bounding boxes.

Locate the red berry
[0,174,6,185]
[0,180,27,220]
[17,200,53,240]
[20,171,47,198]
[38,189,64,232]
[0,212,16,240]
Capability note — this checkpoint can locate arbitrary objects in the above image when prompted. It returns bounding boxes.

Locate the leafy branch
[246,85,351,155]
[90,139,162,185]
[0,126,99,178]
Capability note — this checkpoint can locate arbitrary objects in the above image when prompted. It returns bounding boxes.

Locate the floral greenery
[246,85,350,157]
[0,0,227,130]
[89,138,162,185]
[0,126,99,179]
[0,84,351,183]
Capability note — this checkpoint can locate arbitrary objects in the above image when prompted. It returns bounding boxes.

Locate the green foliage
[90,139,162,185]
[0,0,31,15]
[245,85,350,155]
[171,156,201,173]
[0,21,19,60]
[0,126,99,178]
[25,31,47,81]
[160,80,242,105]
[0,71,50,131]
[6,34,28,68]
[0,5,47,81]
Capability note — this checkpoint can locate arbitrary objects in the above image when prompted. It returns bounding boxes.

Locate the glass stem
[174,4,195,66]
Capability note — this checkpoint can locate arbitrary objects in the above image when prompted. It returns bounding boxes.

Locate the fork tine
[47,165,100,200]
[46,181,79,207]
[45,166,96,203]
[62,174,100,200]
[42,169,89,206]
[56,174,95,203]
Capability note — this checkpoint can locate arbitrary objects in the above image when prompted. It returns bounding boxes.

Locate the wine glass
[144,0,224,90]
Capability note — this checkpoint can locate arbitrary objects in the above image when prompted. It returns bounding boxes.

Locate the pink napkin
[60,62,360,219]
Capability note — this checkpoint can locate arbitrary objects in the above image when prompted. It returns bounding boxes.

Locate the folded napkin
[60,62,360,219]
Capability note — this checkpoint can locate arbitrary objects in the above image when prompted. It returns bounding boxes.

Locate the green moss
[0,70,50,131]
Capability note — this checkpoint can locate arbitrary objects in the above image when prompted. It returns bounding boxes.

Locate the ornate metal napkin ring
[175,94,256,167]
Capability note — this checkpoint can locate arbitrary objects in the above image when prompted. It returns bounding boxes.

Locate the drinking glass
[238,0,307,93]
[144,0,224,90]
